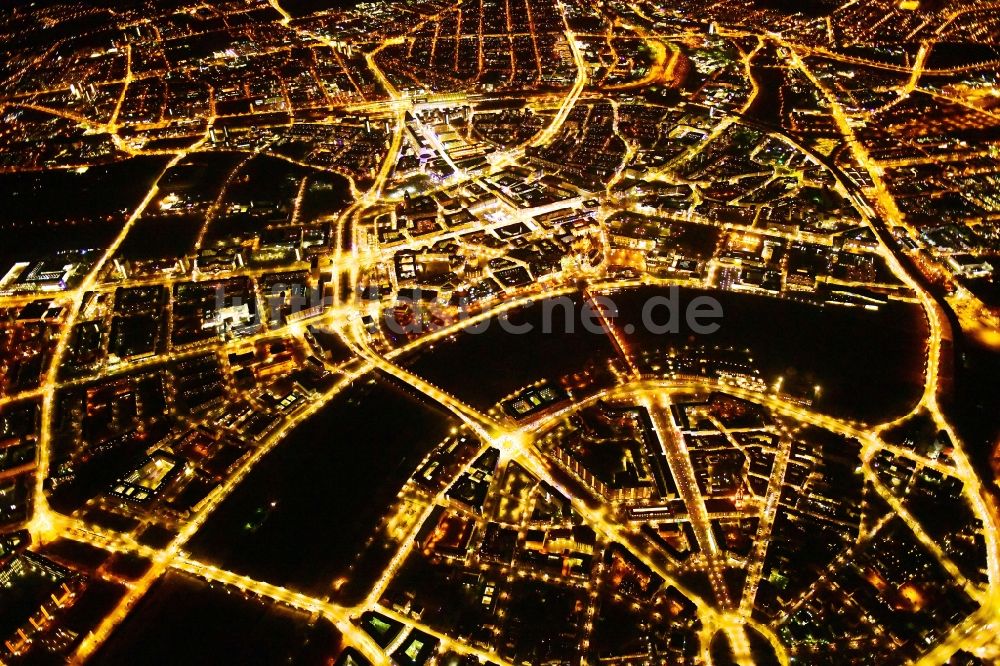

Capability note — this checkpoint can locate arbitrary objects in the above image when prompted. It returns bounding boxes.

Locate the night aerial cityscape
[1,0,1000,664]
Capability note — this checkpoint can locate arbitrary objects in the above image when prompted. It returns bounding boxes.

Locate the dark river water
[94,572,340,665]
[187,375,455,601]
[405,287,927,423]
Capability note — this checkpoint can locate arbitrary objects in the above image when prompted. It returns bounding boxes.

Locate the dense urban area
[0,0,999,663]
